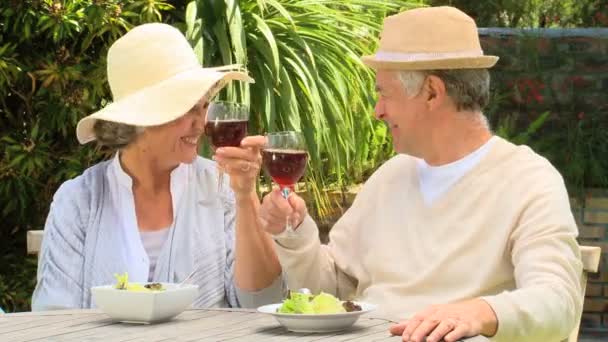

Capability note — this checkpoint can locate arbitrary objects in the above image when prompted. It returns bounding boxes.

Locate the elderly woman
[31,23,283,310]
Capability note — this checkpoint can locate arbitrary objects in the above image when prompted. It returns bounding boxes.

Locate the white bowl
[257,302,376,333]
[91,283,198,324]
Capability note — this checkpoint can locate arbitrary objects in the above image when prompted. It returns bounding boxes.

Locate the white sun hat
[76,23,254,144]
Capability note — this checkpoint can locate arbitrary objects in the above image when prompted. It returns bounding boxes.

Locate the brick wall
[479,28,608,117]
[479,28,608,334]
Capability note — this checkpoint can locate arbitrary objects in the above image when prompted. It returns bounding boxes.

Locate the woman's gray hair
[93,120,145,149]
[397,69,490,112]
[91,81,224,149]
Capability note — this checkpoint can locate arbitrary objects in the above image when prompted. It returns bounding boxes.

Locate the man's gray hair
[93,120,145,149]
[397,69,490,112]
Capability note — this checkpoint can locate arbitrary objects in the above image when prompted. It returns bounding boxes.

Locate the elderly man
[253,6,582,342]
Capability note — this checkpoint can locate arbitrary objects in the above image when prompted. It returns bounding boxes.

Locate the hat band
[374,50,484,62]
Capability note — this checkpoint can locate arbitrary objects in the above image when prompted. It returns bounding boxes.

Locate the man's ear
[424,75,447,110]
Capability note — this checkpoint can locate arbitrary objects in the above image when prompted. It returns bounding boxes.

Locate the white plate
[257,302,376,333]
[91,283,198,324]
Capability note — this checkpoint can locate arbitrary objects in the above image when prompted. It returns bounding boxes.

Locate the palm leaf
[188,0,420,218]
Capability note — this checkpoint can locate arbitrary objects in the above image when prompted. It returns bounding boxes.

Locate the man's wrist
[271,214,307,239]
[477,298,498,337]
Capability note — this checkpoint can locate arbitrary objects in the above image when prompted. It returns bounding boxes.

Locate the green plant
[529,113,608,198]
[494,111,551,145]
[185,0,421,217]
[426,0,593,28]
[0,255,37,313]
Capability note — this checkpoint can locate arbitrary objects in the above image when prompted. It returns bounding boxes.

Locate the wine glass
[262,131,309,234]
[205,101,249,192]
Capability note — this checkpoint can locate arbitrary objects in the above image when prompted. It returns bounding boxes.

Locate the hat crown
[107,23,200,101]
[379,6,482,55]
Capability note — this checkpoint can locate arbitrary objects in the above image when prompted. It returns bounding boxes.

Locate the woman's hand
[213,136,265,199]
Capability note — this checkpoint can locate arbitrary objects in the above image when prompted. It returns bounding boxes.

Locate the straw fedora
[361,6,498,70]
[76,23,253,144]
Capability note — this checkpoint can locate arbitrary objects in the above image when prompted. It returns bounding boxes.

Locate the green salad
[114,272,165,292]
[278,291,361,314]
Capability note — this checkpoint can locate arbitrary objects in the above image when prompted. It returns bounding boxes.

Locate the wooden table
[0,309,489,341]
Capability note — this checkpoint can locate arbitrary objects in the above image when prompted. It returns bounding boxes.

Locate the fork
[178,270,197,287]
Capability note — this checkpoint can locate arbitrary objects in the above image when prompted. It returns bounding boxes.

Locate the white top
[107,152,186,282]
[416,136,497,205]
[140,228,171,281]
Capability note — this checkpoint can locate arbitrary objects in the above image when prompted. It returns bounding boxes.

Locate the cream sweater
[275,137,582,342]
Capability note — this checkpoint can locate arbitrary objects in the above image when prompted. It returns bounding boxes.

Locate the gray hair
[91,82,222,149]
[397,69,490,112]
[93,120,144,149]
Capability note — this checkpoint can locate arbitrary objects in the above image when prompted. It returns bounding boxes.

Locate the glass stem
[217,170,224,193]
[282,187,293,232]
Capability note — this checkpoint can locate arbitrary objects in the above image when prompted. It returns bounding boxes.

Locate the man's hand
[389,299,498,342]
[259,189,308,235]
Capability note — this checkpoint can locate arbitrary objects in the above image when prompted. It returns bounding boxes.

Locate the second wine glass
[262,131,308,234]
[205,101,249,193]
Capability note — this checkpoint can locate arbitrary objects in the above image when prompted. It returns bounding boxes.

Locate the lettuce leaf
[278,292,314,314]
[278,291,346,314]
[113,272,161,292]
[311,292,345,314]
[114,272,129,290]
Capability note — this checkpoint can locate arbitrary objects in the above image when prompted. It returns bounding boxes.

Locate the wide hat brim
[361,54,499,70]
[76,67,253,144]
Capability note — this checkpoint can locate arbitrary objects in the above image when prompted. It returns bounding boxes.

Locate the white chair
[568,246,602,342]
[26,230,44,255]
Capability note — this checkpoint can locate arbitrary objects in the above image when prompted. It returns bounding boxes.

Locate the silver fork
[179,270,197,287]
[282,287,311,298]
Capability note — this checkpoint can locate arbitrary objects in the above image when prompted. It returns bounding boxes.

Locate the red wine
[204,120,248,147]
[262,149,308,186]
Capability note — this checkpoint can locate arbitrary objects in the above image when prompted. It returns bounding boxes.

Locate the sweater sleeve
[273,215,358,299]
[272,157,395,299]
[482,170,583,342]
[31,179,88,311]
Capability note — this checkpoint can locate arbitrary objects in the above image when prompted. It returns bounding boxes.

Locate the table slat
[45,310,223,342]
[115,311,258,342]
[8,314,116,342]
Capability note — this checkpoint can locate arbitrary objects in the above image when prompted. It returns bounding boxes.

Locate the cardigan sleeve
[31,178,89,311]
